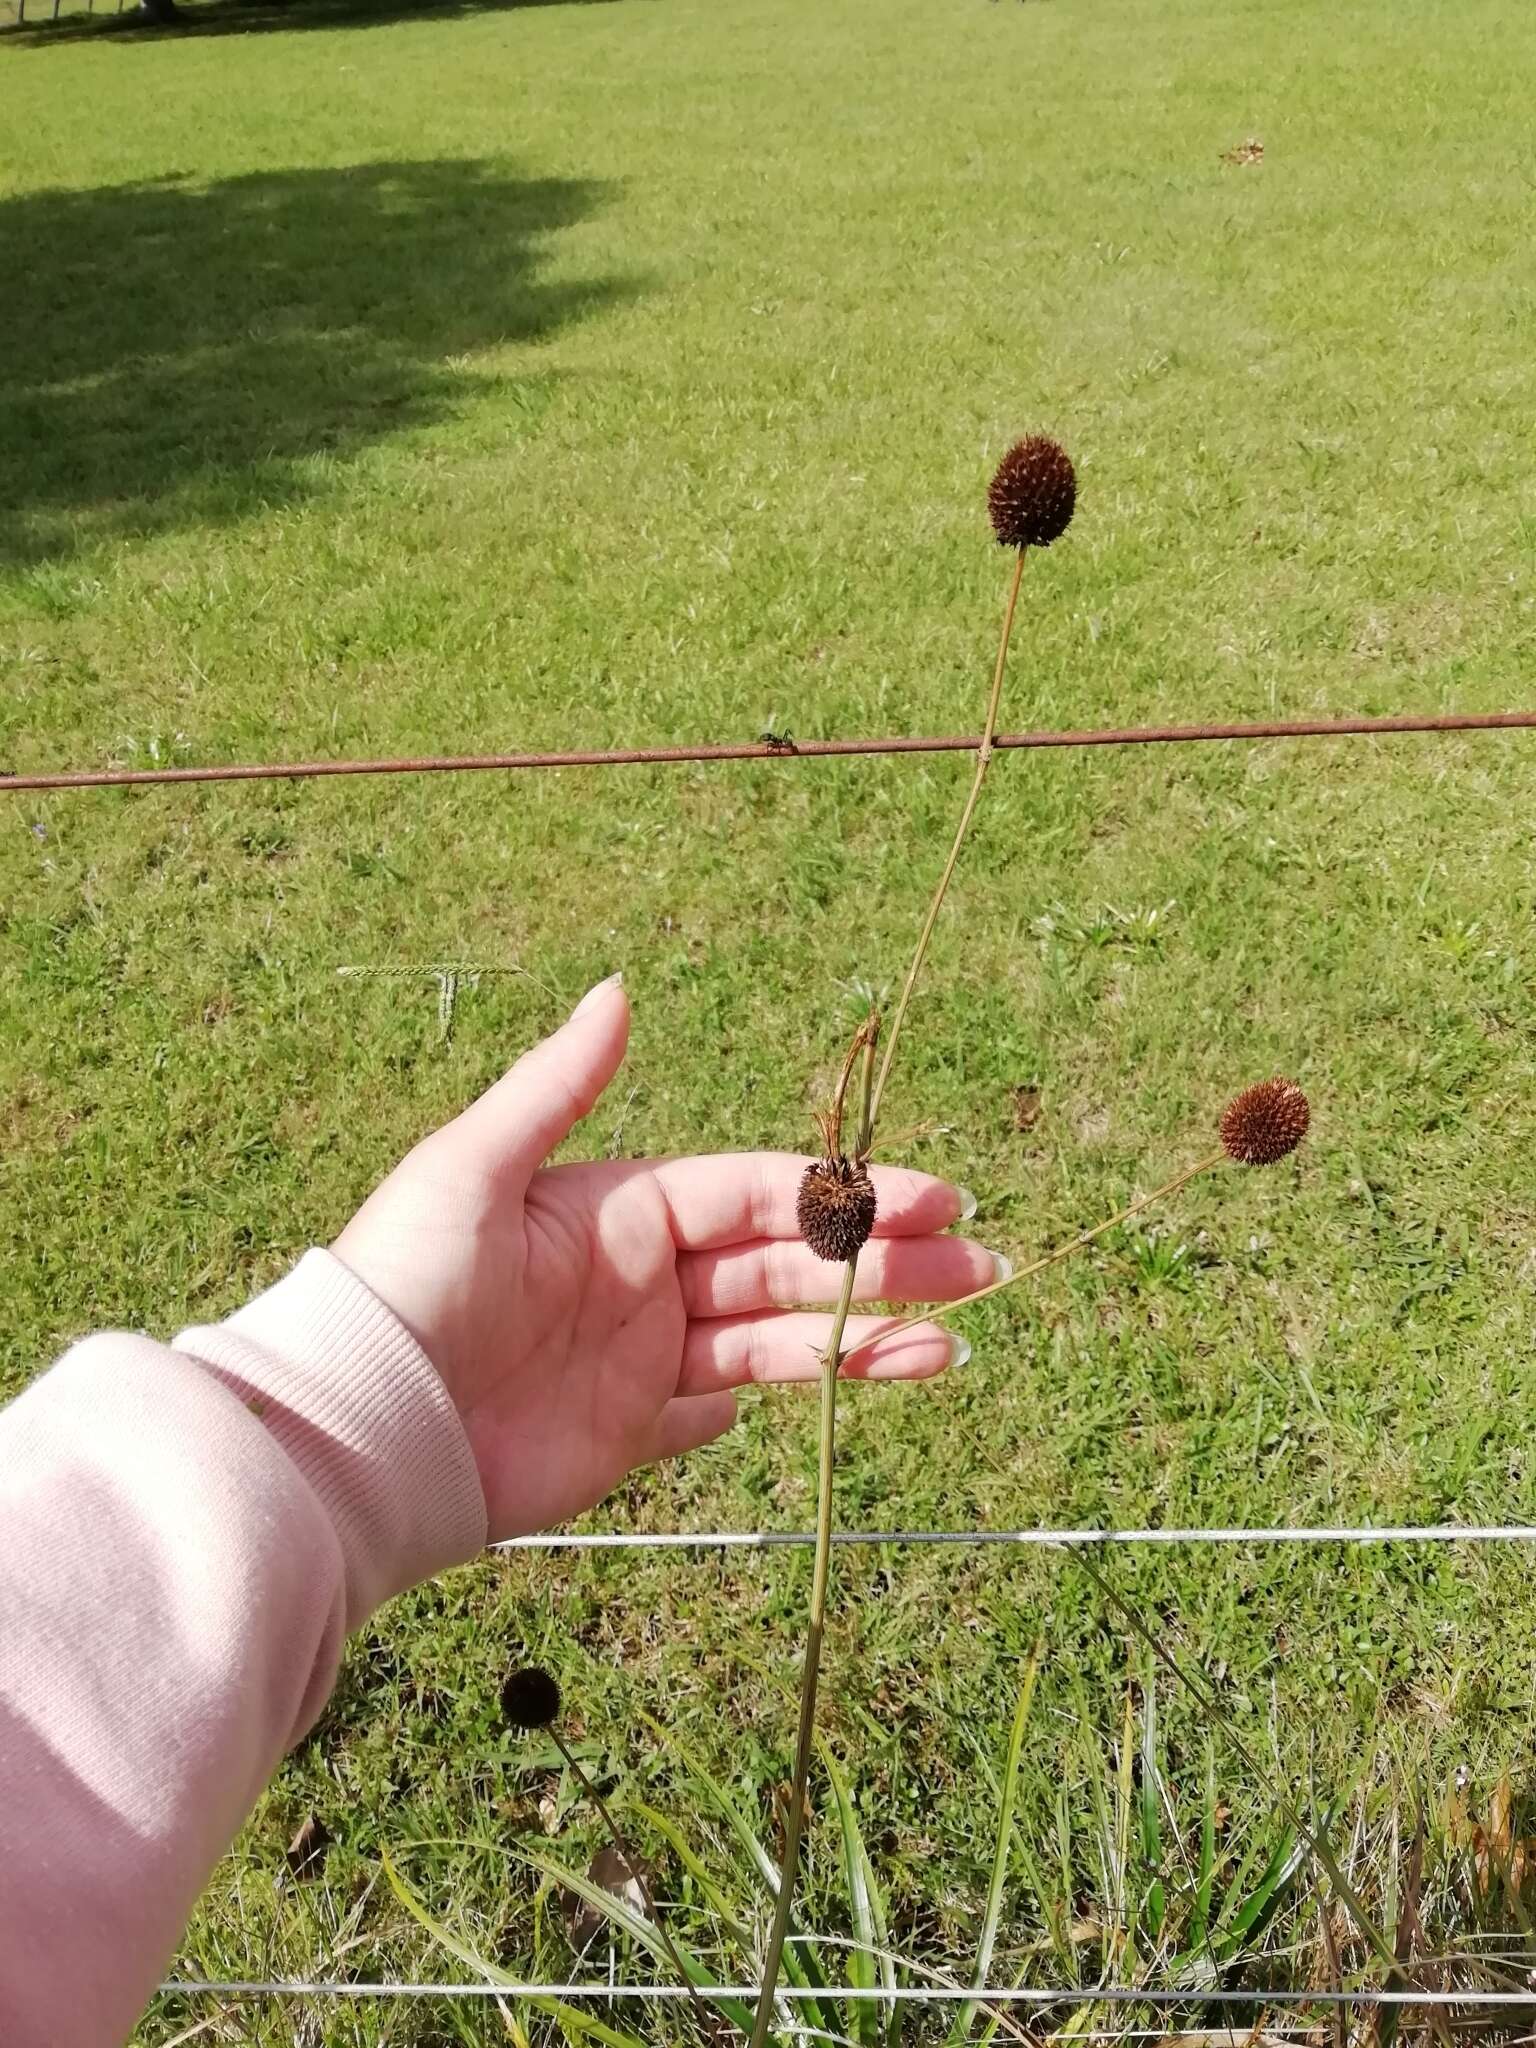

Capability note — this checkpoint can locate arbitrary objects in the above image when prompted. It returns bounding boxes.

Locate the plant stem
[854,1014,877,1159]
[869,546,1027,1134]
[548,1727,709,2021]
[830,1010,878,1159]
[750,1031,877,2048]
[754,537,1036,2040]
[849,1150,1227,1363]
[756,543,1031,2036]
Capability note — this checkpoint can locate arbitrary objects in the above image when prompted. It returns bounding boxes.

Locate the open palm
[333,977,993,1539]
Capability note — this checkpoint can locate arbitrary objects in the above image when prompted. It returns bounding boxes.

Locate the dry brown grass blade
[1315,1900,1347,2048]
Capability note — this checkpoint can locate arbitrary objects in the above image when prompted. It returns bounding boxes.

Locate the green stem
[750,1033,876,2048]
[869,545,1027,1133]
[748,1268,853,2048]
[755,545,1030,2039]
[848,1150,1226,1364]
[548,1728,707,2019]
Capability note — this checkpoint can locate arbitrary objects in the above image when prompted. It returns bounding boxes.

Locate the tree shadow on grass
[4,0,618,47]
[0,159,632,564]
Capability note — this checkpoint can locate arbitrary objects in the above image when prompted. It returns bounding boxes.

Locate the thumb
[448,973,629,1186]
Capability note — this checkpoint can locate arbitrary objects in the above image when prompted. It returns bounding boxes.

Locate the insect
[759,728,797,753]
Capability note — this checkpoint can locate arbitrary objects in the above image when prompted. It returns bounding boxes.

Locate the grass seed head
[797,1155,878,1263]
[1220,1078,1310,1165]
[987,435,1076,549]
[501,1666,562,1729]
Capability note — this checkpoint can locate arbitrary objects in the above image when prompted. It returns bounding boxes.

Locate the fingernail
[955,1185,977,1223]
[573,971,624,1017]
[947,1333,973,1369]
[989,1251,1014,1286]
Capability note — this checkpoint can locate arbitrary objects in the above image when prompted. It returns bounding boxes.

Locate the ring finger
[679,1232,1004,1317]
[677,1310,966,1395]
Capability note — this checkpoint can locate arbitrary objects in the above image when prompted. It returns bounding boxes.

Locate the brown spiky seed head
[1220,1079,1310,1166]
[797,1156,878,1264]
[501,1666,562,1730]
[987,435,1076,549]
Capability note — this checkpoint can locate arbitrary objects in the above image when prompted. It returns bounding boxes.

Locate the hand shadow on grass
[0,159,633,564]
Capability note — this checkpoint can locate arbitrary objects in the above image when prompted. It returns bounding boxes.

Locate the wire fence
[149,1534,1536,2016]
[491,1522,1536,1552]
[33,698,1528,2028]
[154,1982,1536,2008]
[3,706,1536,795]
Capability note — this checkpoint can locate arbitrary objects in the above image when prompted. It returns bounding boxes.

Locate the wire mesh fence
[22,704,1535,2033]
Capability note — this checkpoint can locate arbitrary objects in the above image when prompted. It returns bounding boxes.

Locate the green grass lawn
[6,0,1536,2037]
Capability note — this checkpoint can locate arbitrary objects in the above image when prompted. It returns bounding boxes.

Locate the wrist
[175,1250,488,1626]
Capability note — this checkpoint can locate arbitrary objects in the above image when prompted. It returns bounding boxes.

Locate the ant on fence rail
[758,727,798,753]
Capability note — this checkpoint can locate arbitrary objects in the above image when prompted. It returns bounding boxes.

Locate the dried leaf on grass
[282,1813,332,1882]
[561,1843,650,1953]
[1452,1772,1536,1900]
[771,1776,813,1856]
[1010,1083,1043,1131]
[1220,138,1265,165]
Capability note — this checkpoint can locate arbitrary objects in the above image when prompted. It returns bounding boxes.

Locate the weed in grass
[370,425,1316,2039]
[499,1665,711,2028]
[754,442,1077,2046]
[753,435,1320,2043]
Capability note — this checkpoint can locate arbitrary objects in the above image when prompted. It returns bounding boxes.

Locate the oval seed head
[987,435,1077,549]
[796,1156,878,1264]
[1219,1079,1310,1166]
[501,1666,562,1730]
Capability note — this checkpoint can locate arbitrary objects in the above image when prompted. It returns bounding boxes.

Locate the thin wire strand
[491,1523,1536,1552]
[152,2002,1315,2043]
[153,1984,1536,2006]
[980,2035,1321,2045]
[7,709,1536,794]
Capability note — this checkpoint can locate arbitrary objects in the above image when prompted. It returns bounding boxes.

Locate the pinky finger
[644,1391,740,1465]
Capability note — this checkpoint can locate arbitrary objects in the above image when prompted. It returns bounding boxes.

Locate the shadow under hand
[0,159,629,564]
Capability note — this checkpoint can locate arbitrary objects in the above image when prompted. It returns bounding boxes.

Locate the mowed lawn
[5,0,1536,2037]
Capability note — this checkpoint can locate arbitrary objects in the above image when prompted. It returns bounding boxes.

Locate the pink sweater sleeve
[0,1250,487,2048]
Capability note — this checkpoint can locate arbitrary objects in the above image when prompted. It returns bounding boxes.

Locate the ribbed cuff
[174,1250,487,1628]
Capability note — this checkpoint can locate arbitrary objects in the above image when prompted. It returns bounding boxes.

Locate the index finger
[651,1152,971,1251]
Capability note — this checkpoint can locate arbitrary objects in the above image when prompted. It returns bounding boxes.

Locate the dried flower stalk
[749,1018,878,2048]
[856,1078,1311,1363]
[754,440,1077,2045]
[501,1665,706,2017]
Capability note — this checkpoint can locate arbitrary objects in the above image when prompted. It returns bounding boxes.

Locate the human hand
[333,976,999,1540]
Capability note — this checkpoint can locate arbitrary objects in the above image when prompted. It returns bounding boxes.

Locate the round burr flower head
[796,1156,878,1264]
[987,435,1077,549]
[501,1666,562,1730]
[1220,1079,1310,1166]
